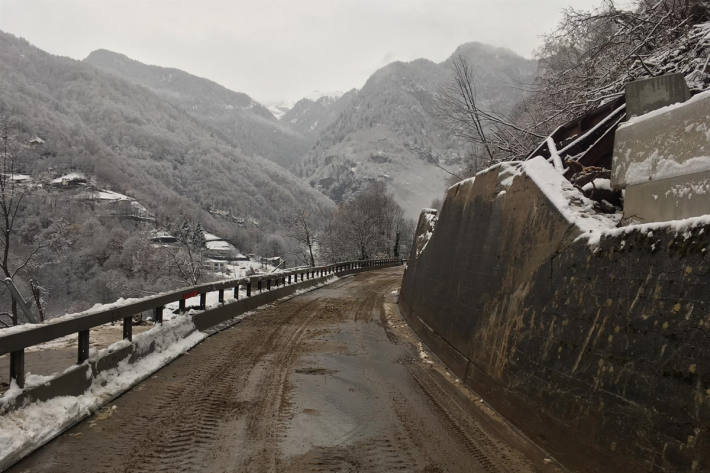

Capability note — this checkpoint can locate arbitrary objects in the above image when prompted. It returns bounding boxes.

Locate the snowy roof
[50,172,86,185]
[1,173,31,182]
[93,189,131,201]
[206,240,233,251]
[203,232,222,242]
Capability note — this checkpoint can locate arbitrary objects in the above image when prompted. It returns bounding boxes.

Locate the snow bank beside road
[0,317,206,471]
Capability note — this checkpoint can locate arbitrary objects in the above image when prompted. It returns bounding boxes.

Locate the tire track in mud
[9,297,323,473]
[408,364,535,473]
[9,268,555,473]
[134,297,325,473]
[241,298,325,472]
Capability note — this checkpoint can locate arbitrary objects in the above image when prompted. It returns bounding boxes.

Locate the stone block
[623,170,710,223]
[612,89,710,221]
[625,73,690,118]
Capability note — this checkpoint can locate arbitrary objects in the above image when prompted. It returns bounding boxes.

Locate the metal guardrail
[1,258,402,388]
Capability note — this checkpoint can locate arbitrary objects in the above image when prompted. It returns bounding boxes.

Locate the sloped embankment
[400,157,709,473]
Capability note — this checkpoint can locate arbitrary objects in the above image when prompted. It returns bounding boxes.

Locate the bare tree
[165,220,206,286]
[322,183,406,262]
[29,277,46,322]
[287,207,317,267]
[525,0,709,132]
[437,55,544,164]
[0,116,44,327]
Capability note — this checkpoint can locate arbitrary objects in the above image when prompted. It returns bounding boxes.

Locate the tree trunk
[306,233,315,267]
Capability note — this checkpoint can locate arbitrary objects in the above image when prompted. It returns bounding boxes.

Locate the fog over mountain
[0,31,332,232]
[281,90,357,138]
[81,41,536,219]
[84,49,310,169]
[296,42,537,217]
[0,28,537,226]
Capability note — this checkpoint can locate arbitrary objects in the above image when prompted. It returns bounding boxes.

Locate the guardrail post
[267,279,271,291]
[10,349,24,388]
[199,293,206,310]
[154,306,164,323]
[288,274,291,284]
[218,288,224,304]
[179,299,186,312]
[78,329,90,364]
[123,316,132,341]
[234,284,239,300]
[246,281,252,297]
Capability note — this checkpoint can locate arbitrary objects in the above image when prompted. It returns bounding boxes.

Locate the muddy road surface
[8,267,562,473]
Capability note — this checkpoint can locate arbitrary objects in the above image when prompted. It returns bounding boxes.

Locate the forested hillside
[0,32,332,233]
[281,90,357,138]
[296,43,536,217]
[0,31,335,318]
[84,49,310,169]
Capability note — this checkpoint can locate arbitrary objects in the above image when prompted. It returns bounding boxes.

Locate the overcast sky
[0,0,602,105]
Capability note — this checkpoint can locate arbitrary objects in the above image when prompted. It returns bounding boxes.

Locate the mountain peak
[445,41,532,64]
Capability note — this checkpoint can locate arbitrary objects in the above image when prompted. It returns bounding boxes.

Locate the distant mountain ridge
[84,49,310,169]
[281,90,357,138]
[0,31,332,236]
[296,42,537,217]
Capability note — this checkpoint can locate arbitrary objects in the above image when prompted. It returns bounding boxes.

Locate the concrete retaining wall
[400,166,709,472]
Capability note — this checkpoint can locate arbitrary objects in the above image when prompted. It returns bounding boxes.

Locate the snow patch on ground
[0,316,206,468]
[582,178,612,192]
[417,342,433,365]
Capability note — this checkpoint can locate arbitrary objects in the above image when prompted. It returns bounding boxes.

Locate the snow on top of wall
[523,156,621,242]
[589,213,710,247]
[523,157,710,246]
[447,161,523,193]
[498,161,523,188]
[614,89,710,186]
